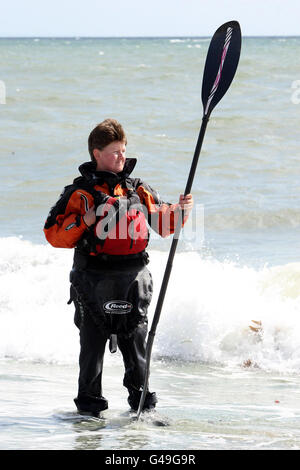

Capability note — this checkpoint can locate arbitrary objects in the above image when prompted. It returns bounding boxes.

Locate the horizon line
[0,34,299,39]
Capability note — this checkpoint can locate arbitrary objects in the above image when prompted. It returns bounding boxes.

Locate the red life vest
[94,193,149,255]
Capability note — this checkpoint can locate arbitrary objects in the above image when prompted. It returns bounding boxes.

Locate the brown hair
[88,118,127,162]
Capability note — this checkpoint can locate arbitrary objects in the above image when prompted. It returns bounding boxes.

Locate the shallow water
[2,359,300,450]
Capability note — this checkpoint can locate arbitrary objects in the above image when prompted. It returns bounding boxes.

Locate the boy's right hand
[83,205,96,227]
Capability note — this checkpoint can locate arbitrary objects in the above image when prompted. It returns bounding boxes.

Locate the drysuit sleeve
[43,186,94,248]
[135,180,188,238]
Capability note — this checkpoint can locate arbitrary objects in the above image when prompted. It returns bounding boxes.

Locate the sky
[1,0,300,37]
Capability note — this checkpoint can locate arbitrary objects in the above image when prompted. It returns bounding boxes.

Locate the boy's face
[93,140,126,173]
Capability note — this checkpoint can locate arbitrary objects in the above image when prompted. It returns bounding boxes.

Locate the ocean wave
[1,237,300,372]
[205,208,300,230]
[169,39,189,43]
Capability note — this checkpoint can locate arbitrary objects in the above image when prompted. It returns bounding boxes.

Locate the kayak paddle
[137,20,242,419]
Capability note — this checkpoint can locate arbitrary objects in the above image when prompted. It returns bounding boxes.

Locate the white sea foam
[152,252,300,372]
[1,237,300,372]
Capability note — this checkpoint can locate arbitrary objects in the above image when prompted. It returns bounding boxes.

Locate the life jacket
[75,178,149,256]
[43,159,183,259]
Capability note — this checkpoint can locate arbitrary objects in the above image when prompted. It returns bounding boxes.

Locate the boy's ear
[93,149,100,160]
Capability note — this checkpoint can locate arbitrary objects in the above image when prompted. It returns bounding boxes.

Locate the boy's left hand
[178,194,193,216]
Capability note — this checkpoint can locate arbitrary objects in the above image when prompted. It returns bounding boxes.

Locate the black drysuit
[70,259,156,413]
[43,159,182,415]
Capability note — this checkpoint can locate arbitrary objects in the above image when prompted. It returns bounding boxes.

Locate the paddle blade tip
[201,20,242,117]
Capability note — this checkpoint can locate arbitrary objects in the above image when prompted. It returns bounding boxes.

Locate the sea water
[1,37,300,450]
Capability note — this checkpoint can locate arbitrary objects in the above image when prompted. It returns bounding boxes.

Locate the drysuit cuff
[81,215,91,230]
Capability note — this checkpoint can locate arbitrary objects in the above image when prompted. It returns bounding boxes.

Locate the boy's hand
[83,205,96,227]
[178,194,193,217]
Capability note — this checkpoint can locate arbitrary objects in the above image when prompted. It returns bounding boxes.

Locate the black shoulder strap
[73,177,108,207]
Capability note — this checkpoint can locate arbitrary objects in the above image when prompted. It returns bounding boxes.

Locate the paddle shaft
[150,114,209,332]
[137,115,209,419]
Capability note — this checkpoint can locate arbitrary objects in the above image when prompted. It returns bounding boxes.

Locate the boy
[44,119,193,416]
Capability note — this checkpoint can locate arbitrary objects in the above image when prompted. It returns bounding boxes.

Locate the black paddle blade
[201,20,241,117]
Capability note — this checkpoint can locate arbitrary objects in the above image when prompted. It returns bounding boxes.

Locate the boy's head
[88,119,127,173]
[88,119,127,163]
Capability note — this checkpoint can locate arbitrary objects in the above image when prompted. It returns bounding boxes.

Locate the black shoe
[128,389,157,412]
[74,394,108,417]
